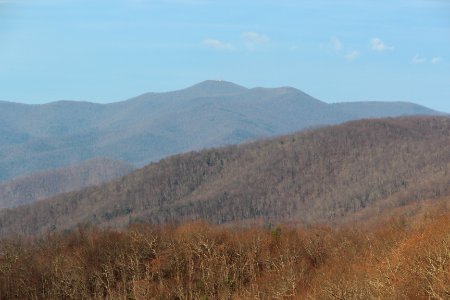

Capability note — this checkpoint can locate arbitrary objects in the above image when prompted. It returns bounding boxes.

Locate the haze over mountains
[0,80,441,183]
[0,158,134,209]
[2,116,450,237]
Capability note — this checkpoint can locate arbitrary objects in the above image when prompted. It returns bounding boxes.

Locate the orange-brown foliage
[1,200,450,299]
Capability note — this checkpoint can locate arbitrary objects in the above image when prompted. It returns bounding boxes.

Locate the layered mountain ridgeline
[1,116,450,236]
[0,80,441,182]
[0,158,134,209]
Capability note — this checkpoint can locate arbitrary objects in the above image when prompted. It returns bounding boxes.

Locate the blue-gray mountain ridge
[0,80,442,182]
[0,157,134,209]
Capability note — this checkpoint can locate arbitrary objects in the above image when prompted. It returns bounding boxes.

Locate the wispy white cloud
[345,50,360,62]
[203,39,234,51]
[431,56,442,64]
[330,36,342,52]
[412,54,426,64]
[370,38,394,52]
[241,32,269,49]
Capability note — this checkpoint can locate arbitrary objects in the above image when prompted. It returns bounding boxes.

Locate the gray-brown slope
[0,158,134,209]
[1,116,450,237]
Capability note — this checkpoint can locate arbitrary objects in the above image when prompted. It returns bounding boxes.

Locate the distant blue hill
[0,80,443,182]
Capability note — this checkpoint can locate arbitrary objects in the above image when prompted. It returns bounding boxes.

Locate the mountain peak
[184,80,248,96]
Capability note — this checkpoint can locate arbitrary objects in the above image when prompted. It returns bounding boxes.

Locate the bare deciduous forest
[1,116,450,236]
[0,196,449,299]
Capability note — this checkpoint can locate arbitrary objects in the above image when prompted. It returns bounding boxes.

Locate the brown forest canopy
[1,196,450,299]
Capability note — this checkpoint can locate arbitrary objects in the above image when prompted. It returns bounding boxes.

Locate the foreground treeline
[1,204,449,299]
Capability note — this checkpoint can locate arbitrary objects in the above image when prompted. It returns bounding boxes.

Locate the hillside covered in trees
[0,80,441,182]
[0,158,134,209]
[0,195,449,299]
[1,116,450,236]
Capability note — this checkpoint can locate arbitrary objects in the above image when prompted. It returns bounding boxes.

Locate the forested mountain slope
[0,158,134,209]
[0,81,440,182]
[1,116,450,236]
[332,101,442,119]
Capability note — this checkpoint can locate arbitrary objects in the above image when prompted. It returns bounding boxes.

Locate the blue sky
[1,0,449,112]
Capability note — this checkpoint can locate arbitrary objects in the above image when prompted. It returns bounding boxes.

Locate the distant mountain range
[2,116,450,237]
[0,158,134,209]
[0,80,442,182]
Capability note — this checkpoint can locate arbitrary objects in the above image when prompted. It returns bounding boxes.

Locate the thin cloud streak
[431,56,442,64]
[241,32,269,49]
[203,39,234,51]
[370,38,394,52]
[330,36,342,52]
[412,54,426,64]
[345,50,360,61]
